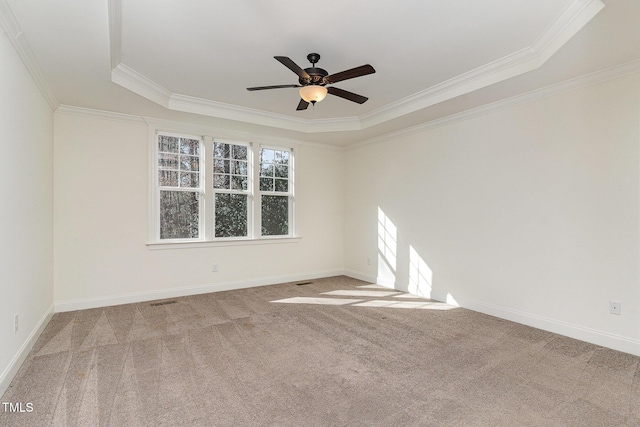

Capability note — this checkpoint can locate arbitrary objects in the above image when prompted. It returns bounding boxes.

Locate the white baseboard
[0,304,54,398]
[343,269,640,357]
[54,269,346,312]
[343,269,378,285]
[463,299,640,357]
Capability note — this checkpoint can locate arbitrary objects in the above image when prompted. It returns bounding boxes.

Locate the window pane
[180,172,199,188]
[232,145,247,160]
[260,164,274,177]
[180,138,200,155]
[280,151,289,165]
[159,170,179,187]
[261,195,288,236]
[180,158,191,171]
[180,155,199,172]
[260,147,289,194]
[231,175,248,190]
[158,153,179,169]
[158,135,179,153]
[215,193,248,238]
[158,135,200,190]
[214,142,230,158]
[274,150,289,165]
[274,164,288,178]
[160,191,199,239]
[213,159,229,174]
[213,174,230,189]
[260,177,273,191]
[275,178,288,192]
[232,160,247,175]
[260,148,274,164]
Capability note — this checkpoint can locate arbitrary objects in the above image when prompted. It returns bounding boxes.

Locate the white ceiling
[2,0,640,146]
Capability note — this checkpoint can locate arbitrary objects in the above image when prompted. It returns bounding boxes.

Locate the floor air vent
[150,300,177,307]
[296,281,313,286]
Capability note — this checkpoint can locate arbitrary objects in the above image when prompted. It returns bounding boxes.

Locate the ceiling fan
[247,53,376,111]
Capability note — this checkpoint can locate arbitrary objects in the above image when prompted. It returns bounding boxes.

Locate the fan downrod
[300,53,328,86]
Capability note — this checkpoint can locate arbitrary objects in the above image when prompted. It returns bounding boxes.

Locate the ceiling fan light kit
[299,85,328,104]
[247,53,375,111]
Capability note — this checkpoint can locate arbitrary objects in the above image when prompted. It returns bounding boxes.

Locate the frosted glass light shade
[299,85,328,103]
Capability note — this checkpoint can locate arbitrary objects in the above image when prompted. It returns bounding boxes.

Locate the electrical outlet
[609,301,621,315]
[212,264,218,272]
[14,314,18,333]
[367,257,371,265]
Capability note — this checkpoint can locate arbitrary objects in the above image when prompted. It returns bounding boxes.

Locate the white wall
[344,73,640,355]
[53,113,344,309]
[0,31,54,395]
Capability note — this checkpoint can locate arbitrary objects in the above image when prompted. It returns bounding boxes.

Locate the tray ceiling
[2,0,640,145]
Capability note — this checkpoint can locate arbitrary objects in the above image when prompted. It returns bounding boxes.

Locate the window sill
[147,237,301,250]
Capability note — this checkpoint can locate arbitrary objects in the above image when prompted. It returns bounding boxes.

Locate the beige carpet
[1,276,639,426]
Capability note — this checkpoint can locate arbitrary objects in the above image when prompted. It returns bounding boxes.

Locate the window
[157,134,202,239]
[259,147,291,236]
[152,132,295,243]
[213,141,250,238]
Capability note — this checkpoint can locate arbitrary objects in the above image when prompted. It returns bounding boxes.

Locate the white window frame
[148,129,297,248]
[210,139,254,240]
[258,144,295,238]
[152,131,205,243]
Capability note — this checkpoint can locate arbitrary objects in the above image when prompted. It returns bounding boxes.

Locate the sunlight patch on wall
[446,293,459,306]
[377,207,397,285]
[409,245,433,298]
[378,208,397,269]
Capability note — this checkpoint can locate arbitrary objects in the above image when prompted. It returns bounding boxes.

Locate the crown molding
[55,104,147,124]
[109,0,603,134]
[168,92,362,133]
[359,47,540,129]
[143,117,344,150]
[143,116,307,148]
[54,104,341,151]
[347,58,640,152]
[360,0,604,129]
[112,63,362,133]
[0,0,59,110]
[111,63,360,133]
[108,0,121,69]
[534,0,604,64]
[111,63,172,107]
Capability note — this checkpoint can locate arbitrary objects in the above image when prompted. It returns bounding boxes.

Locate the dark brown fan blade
[296,99,309,111]
[326,64,375,84]
[327,86,369,104]
[247,84,300,91]
[275,56,310,80]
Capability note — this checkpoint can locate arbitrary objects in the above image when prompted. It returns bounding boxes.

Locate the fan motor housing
[299,67,328,86]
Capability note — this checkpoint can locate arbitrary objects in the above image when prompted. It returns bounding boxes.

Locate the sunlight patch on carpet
[392,293,432,299]
[321,290,401,297]
[352,300,456,310]
[271,297,363,305]
[357,284,393,290]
